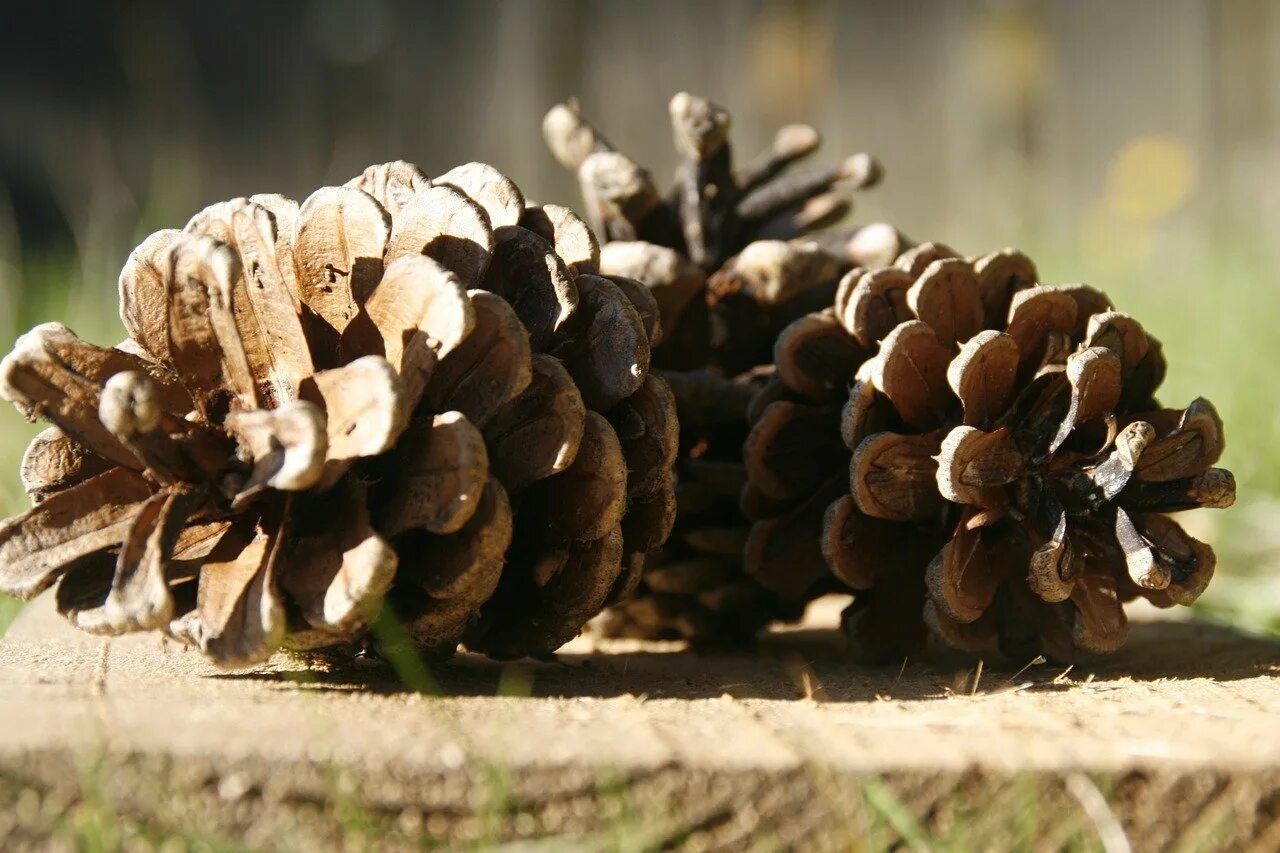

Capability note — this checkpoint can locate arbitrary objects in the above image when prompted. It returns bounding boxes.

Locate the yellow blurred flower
[1106,136,1197,224]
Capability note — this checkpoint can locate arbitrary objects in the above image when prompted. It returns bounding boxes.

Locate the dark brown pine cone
[592,365,806,642]
[0,160,676,666]
[546,93,901,643]
[746,241,1235,663]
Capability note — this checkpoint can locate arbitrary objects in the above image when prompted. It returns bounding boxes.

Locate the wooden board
[0,594,1276,849]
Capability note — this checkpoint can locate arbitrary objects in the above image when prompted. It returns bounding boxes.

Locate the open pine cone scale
[0,160,676,666]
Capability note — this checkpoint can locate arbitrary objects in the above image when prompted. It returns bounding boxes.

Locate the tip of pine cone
[774,124,822,157]
[839,153,883,190]
[669,92,731,158]
[579,152,650,202]
[1,323,74,407]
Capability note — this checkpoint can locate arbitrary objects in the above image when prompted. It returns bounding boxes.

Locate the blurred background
[1,0,1277,632]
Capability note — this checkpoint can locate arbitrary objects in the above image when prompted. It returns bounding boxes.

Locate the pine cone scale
[104,486,206,633]
[3,325,179,471]
[280,484,396,636]
[119,229,185,363]
[192,200,316,405]
[851,430,945,522]
[345,161,430,216]
[298,355,407,490]
[926,511,1019,624]
[421,291,533,428]
[483,226,577,350]
[482,354,586,493]
[435,162,526,229]
[386,186,493,287]
[0,467,153,598]
[21,427,113,502]
[375,411,488,537]
[177,504,289,667]
[947,330,1022,429]
[337,253,474,403]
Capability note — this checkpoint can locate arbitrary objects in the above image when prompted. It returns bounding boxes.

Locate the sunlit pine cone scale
[746,242,1235,662]
[0,160,677,666]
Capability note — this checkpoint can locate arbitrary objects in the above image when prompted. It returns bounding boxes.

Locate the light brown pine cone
[0,160,677,666]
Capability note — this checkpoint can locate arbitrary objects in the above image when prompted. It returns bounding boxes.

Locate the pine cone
[0,160,676,666]
[746,242,1235,662]
[546,94,898,643]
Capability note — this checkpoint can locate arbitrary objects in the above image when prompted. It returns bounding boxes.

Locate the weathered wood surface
[0,594,1277,849]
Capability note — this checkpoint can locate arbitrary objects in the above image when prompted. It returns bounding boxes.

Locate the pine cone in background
[747,242,1235,662]
[0,160,676,666]
[545,93,904,643]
